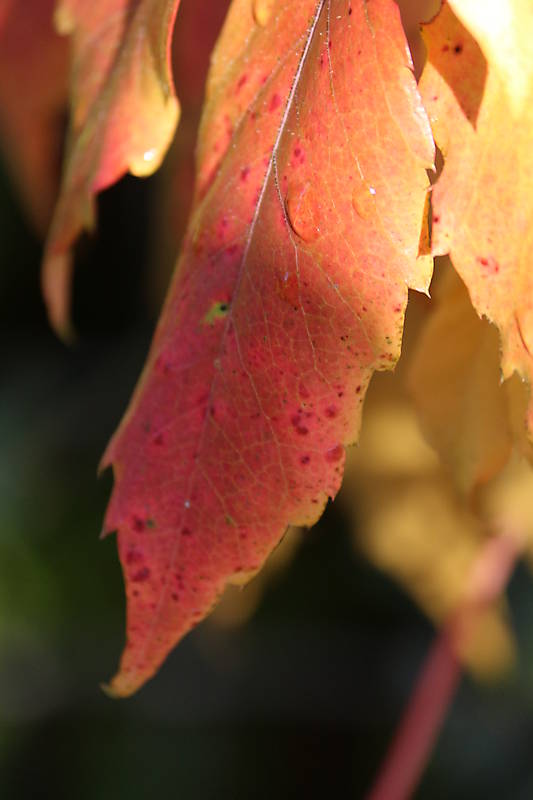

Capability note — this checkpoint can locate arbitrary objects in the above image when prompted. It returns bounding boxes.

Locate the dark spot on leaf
[126,548,144,565]
[132,566,150,583]
[203,300,230,325]
[477,255,500,274]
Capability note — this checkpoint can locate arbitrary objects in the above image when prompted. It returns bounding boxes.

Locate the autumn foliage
[1,0,532,715]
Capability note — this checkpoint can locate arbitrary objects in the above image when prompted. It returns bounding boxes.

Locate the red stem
[366,530,522,800]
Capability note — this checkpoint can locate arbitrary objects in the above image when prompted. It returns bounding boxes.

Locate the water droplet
[286,181,320,242]
[143,148,157,163]
[352,180,377,219]
[54,4,75,34]
[277,270,299,306]
[184,499,191,509]
[325,444,344,463]
[253,0,274,26]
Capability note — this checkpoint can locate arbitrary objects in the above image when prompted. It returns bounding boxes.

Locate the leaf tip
[99,680,130,700]
[41,250,76,342]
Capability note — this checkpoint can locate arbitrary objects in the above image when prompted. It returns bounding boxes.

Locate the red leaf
[42,0,181,337]
[102,0,434,696]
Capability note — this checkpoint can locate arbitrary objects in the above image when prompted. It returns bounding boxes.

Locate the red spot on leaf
[126,548,144,565]
[132,567,151,583]
[269,92,281,112]
[477,255,500,275]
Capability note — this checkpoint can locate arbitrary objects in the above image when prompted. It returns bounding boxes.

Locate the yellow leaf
[408,259,514,492]
[448,0,533,116]
[420,3,533,438]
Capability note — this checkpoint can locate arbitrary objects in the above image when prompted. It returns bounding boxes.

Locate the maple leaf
[0,0,68,233]
[101,0,434,697]
[419,1,533,438]
[41,0,182,337]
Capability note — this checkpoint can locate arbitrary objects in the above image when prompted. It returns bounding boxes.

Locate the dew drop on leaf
[325,444,344,463]
[143,148,157,163]
[352,180,377,219]
[253,0,275,27]
[53,4,75,34]
[286,181,320,242]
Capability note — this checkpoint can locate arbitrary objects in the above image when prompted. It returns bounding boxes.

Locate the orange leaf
[42,0,181,337]
[101,0,434,697]
[420,1,533,435]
